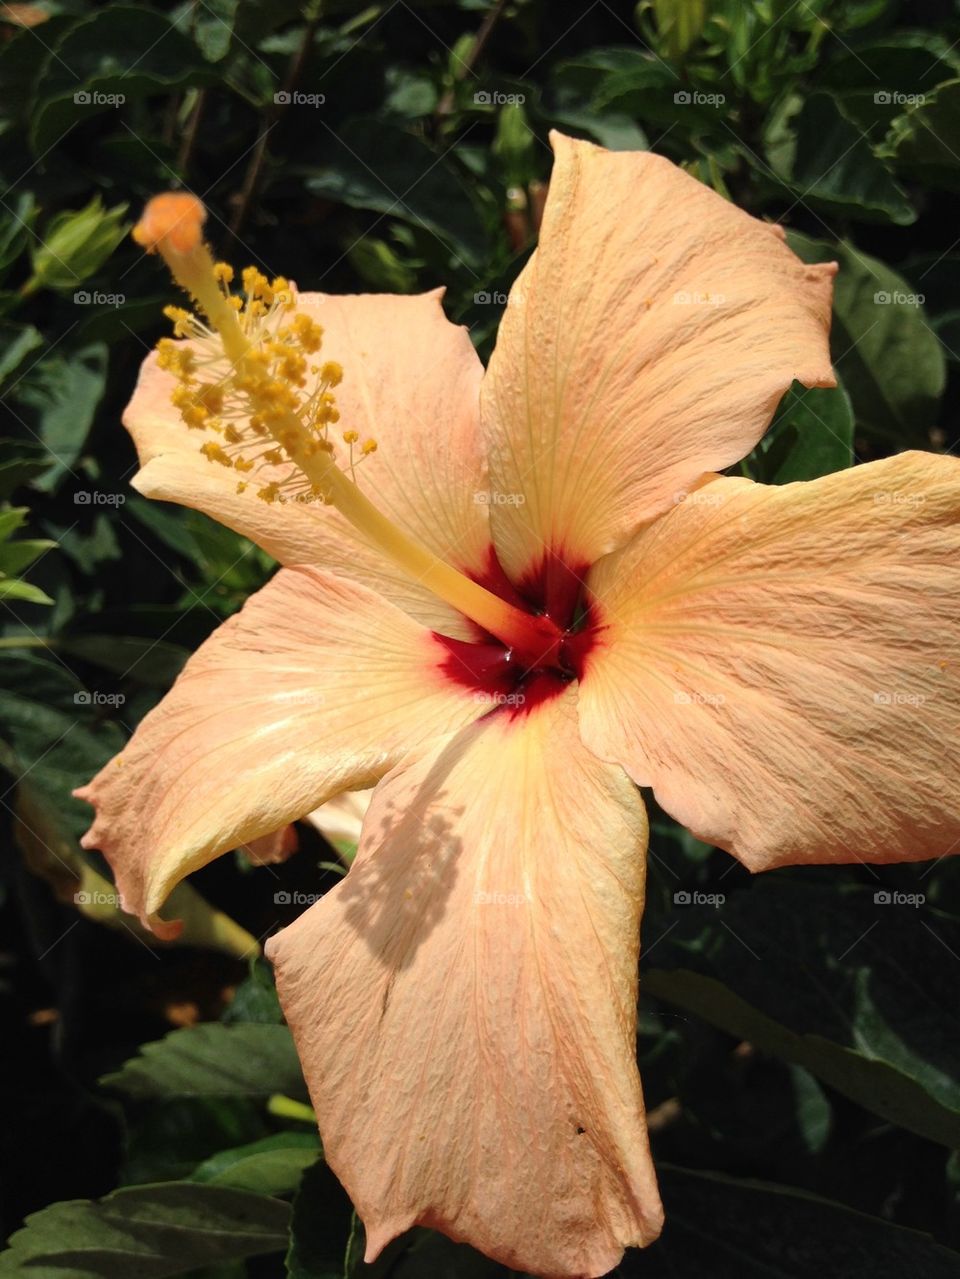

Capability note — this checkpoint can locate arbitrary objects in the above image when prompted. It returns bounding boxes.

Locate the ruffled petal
[576,452,960,871]
[76,567,483,932]
[267,688,662,1278]
[126,289,488,638]
[480,132,836,585]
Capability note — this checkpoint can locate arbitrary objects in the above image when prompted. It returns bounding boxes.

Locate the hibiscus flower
[76,133,960,1278]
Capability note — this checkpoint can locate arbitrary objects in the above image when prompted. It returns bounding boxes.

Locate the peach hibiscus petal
[576,451,960,871]
[126,290,488,638]
[266,687,662,1278]
[480,132,836,582]
[76,567,484,931]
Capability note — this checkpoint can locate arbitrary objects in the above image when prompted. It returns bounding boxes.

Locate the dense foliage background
[1,0,959,1274]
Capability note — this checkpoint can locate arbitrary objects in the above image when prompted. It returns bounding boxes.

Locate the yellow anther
[320,361,343,386]
[163,305,195,337]
[200,441,233,467]
[361,439,378,456]
[342,429,359,444]
[236,480,248,493]
[213,262,234,285]
[257,482,282,503]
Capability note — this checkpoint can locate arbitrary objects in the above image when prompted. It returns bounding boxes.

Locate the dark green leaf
[789,233,945,441]
[764,92,915,225]
[192,1133,319,1196]
[304,119,487,269]
[886,78,960,193]
[760,380,855,483]
[0,1183,291,1277]
[631,1165,960,1277]
[644,879,960,1146]
[16,344,107,492]
[101,1023,307,1101]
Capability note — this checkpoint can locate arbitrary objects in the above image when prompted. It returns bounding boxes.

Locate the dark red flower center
[434,547,599,717]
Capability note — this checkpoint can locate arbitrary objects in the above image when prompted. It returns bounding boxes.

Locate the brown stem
[435,0,508,120]
[227,12,319,241]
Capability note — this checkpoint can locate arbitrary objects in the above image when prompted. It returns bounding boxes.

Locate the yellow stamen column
[133,194,563,668]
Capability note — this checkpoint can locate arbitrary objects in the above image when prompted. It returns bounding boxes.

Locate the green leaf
[0,191,36,282]
[0,1183,291,1277]
[0,577,52,604]
[0,651,123,842]
[758,380,855,483]
[16,343,108,492]
[304,119,487,269]
[764,92,915,225]
[192,1133,320,1196]
[886,78,960,193]
[222,961,284,1025]
[101,1023,307,1101]
[57,635,189,687]
[789,233,945,442]
[643,878,960,1147]
[30,7,216,155]
[816,34,960,136]
[633,1165,960,1277]
[0,439,52,497]
[0,323,43,390]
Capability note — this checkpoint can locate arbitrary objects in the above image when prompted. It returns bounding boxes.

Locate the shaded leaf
[0,1183,290,1277]
[101,1023,307,1101]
